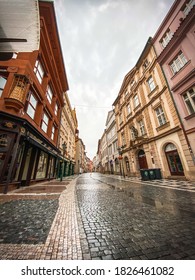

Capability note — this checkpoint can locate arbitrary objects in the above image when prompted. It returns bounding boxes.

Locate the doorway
[138,150,148,169]
[165,143,184,176]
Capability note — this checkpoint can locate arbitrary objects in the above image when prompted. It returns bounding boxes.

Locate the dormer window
[143,59,149,70]
[160,29,173,48]
[183,0,195,16]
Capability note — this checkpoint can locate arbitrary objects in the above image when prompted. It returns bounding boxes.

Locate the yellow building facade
[113,38,193,180]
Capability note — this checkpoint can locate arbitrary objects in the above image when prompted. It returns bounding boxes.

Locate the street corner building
[0,1,73,193]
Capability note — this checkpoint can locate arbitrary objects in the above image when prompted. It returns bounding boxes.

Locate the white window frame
[183,0,195,16]
[54,103,59,116]
[170,52,188,75]
[51,125,55,140]
[46,85,53,104]
[26,91,37,119]
[34,60,45,84]
[41,112,49,133]
[183,87,195,115]
[133,94,140,108]
[147,76,155,92]
[126,103,131,115]
[155,106,167,126]
[138,120,146,136]
[160,29,173,48]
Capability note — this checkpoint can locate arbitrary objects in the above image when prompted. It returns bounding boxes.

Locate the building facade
[113,37,192,179]
[105,110,120,174]
[75,137,86,174]
[0,1,69,192]
[58,95,77,178]
[153,0,195,180]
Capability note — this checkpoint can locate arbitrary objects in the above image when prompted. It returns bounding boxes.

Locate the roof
[0,0,40,52]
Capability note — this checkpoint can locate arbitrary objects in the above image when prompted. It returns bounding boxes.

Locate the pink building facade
[153,0,195,180]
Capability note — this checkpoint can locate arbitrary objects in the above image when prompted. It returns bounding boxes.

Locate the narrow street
[0,173,194,260]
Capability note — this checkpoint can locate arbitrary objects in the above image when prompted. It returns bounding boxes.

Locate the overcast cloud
[54,0,175,159]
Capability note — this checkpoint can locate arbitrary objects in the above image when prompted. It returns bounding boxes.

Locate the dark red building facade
[0,1,69,192]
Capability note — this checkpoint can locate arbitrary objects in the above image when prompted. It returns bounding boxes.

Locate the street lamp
[60,141,67,181]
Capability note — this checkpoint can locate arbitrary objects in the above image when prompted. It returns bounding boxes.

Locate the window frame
[170,52,188,75]
[133,94,140,108]
[41,112,49,133]
[34,60,45,84]
[155,105,167,126]
[0,76,7,97]
[147,76,155,92]
[46,85,53,104]
[183,87,195,115]
[26,90,38,119]
[138,119,146,136]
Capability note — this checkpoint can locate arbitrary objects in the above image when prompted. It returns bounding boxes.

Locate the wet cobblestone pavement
[76,174,195,260]
[0,199,58,244]
[0,173,195,260]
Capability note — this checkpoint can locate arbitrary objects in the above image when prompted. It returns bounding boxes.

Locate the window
[121,133,125,145]
[160,29,173,48]
[113,140,118,152]
[26,90,37,119]
[119,114,123,124]
[108,145,112,155]
[34,60,45,84]
[130,126,137,140]
[170,52,188,74]
[41,112,49,133]
[133,94,140,108]
[46,85,53,104]
[126,104,131,115]
[183,87,195,114]
[54,103,59,116]
[155,105,166,126]
[51,125,55,140]
[183,0,195,16]
[143,59,149,70]
[0,76,6,97]
[147,76,155,92]
[138,120,146,136]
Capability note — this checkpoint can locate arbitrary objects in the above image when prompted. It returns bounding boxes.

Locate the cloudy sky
[54,0,174,160]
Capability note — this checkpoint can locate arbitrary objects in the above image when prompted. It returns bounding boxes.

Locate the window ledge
[156,121,170,132]
[148,85,159,98]
[185,112,195,120]
[133,103,141,112]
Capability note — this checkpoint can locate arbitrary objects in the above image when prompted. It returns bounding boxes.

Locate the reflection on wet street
[76,173,195,260]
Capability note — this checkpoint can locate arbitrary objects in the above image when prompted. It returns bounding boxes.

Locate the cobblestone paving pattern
[0,199,58,244]
[76,174,195,260]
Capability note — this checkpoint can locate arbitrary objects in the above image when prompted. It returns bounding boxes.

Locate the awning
[0,0,40,53]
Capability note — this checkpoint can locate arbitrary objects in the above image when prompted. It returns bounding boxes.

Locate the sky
[54,0,175,160]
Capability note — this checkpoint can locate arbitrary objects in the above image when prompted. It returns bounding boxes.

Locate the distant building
[105,110,119,174]
[58,96,78,177]
[153,0,195,180]
[75,137,86,174]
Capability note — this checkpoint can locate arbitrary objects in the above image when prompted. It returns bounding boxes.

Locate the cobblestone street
[0,173,195,260]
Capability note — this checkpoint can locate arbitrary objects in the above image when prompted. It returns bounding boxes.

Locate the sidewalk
[102,174,195,192]
[0,176,82,260]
